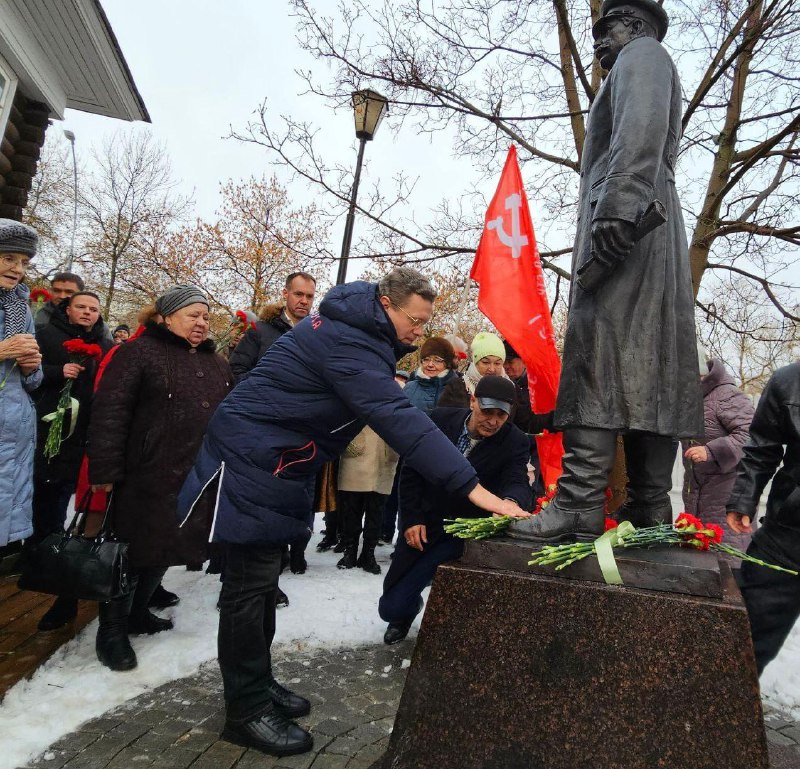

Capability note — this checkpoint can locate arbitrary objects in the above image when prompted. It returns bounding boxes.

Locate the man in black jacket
[228,272,316,382]
[727,362,800,675]
[379,375,531,644]
[33,291,112,630]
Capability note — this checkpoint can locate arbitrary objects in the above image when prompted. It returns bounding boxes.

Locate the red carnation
[235,310,248,324]
[62,339,103,361]
[675,513,702,531]
[30,287,51,303]
[604,518,618,531]
[705,523,724,544]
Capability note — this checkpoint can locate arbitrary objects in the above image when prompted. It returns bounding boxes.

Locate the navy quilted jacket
[178,282,479,546]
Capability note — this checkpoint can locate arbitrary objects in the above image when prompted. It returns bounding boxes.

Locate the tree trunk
[688,1,762,298]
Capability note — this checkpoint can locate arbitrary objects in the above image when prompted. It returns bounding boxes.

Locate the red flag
[470,144,563,490]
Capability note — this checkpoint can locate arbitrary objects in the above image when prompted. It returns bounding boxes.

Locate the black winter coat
[399,407,531,534]
[385,406,531,593]
[88,323,232,569]
[34,308,112,484]
[727,362,800,571]
[228,303,292,382]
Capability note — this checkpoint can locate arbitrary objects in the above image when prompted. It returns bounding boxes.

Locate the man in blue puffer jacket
[178,267,527,758]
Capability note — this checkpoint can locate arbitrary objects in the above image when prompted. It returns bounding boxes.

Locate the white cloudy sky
[59,0,480,280]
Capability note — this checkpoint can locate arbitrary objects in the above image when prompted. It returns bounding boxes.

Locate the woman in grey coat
[683,358,755,556]
[0,221,42,547]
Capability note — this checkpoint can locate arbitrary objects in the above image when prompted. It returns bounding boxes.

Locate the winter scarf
[413,366,452,381]
[0,285,28,338]
[463,362,511,396]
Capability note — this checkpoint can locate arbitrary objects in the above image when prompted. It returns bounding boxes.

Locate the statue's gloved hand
[591,218,636,267]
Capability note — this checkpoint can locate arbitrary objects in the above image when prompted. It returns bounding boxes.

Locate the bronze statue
[510,0,703,543]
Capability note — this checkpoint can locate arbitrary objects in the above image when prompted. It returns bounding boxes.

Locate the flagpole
[453,277,472,333]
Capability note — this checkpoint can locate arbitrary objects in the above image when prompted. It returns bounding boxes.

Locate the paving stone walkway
[17,642,800,769]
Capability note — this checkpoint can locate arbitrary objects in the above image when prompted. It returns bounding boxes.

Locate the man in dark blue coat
[178,267,527,757]
[379,375,531,644]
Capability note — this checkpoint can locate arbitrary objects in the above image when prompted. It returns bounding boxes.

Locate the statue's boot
[509,426,616,544]
[616,433,678,528]
[508,500,605,543]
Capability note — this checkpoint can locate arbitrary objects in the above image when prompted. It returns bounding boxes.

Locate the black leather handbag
[18,492,130,601]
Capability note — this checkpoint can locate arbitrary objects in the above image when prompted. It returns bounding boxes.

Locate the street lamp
[336,89,388,285]
[63,129,78,271]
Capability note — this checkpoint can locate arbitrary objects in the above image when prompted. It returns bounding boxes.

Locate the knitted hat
[0,219,37,257]
[471,332,505,364]
[419,336,456,365]
[113,324,131,335]
[474,375,516,415]
[155,284,208,317]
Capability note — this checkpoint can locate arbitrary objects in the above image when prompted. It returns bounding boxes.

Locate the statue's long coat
[554,36,703,438]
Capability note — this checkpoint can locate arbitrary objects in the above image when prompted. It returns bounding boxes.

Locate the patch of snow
[760,620,800,717]
[0,539,417,769]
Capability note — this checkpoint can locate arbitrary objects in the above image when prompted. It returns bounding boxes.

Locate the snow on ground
[3,529,800,769]
[760,620,800,717]
[0,537,419,769]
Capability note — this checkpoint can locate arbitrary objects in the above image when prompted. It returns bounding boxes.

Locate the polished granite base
[372,543,768,769]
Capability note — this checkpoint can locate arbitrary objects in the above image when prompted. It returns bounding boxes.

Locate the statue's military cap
[594,0,669,42]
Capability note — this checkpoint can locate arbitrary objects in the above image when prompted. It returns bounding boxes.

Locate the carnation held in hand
[42,339,104,460]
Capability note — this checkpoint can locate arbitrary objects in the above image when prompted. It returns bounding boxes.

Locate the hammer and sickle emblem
[486,192,529,259]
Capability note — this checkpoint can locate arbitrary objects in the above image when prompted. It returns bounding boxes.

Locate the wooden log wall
[0,90,49,221]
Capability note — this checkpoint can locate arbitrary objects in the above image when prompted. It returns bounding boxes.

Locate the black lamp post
[63,129,78,271]
[336,89,388,285]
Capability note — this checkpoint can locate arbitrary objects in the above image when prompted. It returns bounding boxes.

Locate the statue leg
[617,433,677,527]
[508,427,616,543]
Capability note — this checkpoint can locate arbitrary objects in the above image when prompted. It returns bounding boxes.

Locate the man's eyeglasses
[1,254,31,269]
[391,301,428,329]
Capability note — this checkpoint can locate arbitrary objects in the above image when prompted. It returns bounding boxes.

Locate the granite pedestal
[373,540,768,769]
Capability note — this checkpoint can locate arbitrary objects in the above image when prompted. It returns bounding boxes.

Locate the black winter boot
[266,678,311,718]
[337,544,358,569]
[148,583,180,609]
[275,587,289,608]
[37,594,78,631]
[128,568,173,635]
[289,546,307,574]
[333,538,346,553]
[357,546,381,575]
[316,533,337,552]
[96,593,137,671]
[222,704,313,756]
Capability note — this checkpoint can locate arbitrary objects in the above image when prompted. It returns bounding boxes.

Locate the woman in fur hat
[402,336,459,415]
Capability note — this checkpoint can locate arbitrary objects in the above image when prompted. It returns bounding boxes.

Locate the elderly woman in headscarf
[87,285,233,672]
[0,220,42,550]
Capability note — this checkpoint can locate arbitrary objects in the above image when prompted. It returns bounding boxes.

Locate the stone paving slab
[16,642,800,769]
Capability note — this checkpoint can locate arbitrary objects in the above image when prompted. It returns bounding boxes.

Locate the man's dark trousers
[739,540,800,675]
[218,543,283,721]
[378,534,464,624]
